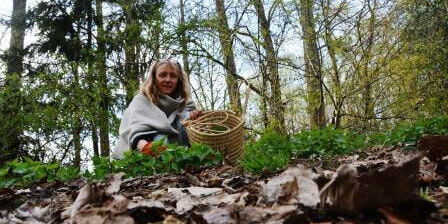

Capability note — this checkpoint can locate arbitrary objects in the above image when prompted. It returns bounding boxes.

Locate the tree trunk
[87,0,99,157]
[214,0,242,115]
[179,0,191,79]
[124,0,140,105]
[322,0,342,128]
[297,0,326,128]
[72,64,82,170]
[0,0,27,164]
[96,0,110,157]
[253,0,286,133]
[361,0,376,130]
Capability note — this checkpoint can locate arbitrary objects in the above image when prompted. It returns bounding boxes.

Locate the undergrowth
[241,115,448,173]
[1,116,447,188]
[367,116,448,146]
[87,143,223,180]
[0,143,222,189]
[0,158,79,189]
[290,127,365,159]
[240,130,291,174]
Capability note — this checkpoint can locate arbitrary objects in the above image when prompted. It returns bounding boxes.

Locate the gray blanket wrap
[113,93,195,158]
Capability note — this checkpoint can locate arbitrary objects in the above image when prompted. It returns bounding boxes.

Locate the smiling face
[155,63,180,95]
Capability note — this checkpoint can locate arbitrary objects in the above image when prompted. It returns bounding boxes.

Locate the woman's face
[155,63,180,95]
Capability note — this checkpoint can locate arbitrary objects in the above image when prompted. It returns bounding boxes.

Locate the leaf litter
[1,135,448,223]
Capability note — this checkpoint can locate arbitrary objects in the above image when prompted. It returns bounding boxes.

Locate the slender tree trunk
[322,0,342,128]
[179,0,191,79]
[96,0,110,157]
[6,0,26,78]
[91,126,99,157]
[256,44,269,128]
[153,15,161,61]
[214,0,242,115]
[0,0,27,164]
[123,0,140,105]
[362,0,376,130]
[253,0,286,133]
[71,63,82,170]
[87,0,99,156]
[297,0,326,128]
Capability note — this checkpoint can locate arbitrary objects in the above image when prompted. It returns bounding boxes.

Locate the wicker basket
[183,110,245,164]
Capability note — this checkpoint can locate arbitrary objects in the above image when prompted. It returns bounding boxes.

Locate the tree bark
[72,64,82,170]
[253,0,286,133]
[322,0,342,128]
[123,0,140,105]
[214,0,242,115]
[96,0,110,157]
[179,0,190,78]
[1,0,27,164]
[87,0,99,157]
[297,0,326,128]
[361,0,376,130]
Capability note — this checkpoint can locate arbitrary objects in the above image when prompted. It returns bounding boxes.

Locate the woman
[113,59,202,159]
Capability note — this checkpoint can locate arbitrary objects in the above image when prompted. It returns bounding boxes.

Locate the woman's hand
[189,110,203,120]
[138,139,167,157]
[137,139,148,151]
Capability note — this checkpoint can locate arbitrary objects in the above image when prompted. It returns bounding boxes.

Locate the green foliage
[290,126,365,159]
[0,158,79,188]
[241,130,291,174]
[87,142,223,180]
[2,116,447,187]
[419,187,434,202]
[1,142,222,188]
[367,116,448,146]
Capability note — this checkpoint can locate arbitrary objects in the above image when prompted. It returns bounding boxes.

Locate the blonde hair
[140,59,191,109]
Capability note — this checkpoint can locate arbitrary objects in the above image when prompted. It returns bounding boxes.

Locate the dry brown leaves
[1,135,448,223]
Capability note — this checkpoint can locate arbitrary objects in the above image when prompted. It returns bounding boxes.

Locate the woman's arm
[181,99,202,120]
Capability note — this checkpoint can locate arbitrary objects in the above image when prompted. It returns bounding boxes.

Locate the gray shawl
[113,93,195,159]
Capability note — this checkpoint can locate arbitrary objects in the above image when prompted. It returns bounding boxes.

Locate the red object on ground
[141,142,167,157]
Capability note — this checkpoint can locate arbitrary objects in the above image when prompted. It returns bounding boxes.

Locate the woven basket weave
[183,110,245,164]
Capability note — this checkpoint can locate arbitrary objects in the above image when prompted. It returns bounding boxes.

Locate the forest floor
[0,136,447,224]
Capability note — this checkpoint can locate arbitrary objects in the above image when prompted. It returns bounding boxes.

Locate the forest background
[0,0,447,171]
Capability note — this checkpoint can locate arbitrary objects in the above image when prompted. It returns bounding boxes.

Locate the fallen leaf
[61,183,92,219]
[419,157,439,183]
[319,164,359,210]
[378,207,411,224]
[418,135,448,161]
[15,201,50,222]
[106,173,124,196]
[203,206,237,224]
[185,173,205,187]
[239,205,302,224]
[320,155,421,211]
[222,176,251,191]
[68,195,131,224]
[162,215,185,224]
[166,187,242,214]
[440,186,448,194]
[261,165,320,207]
